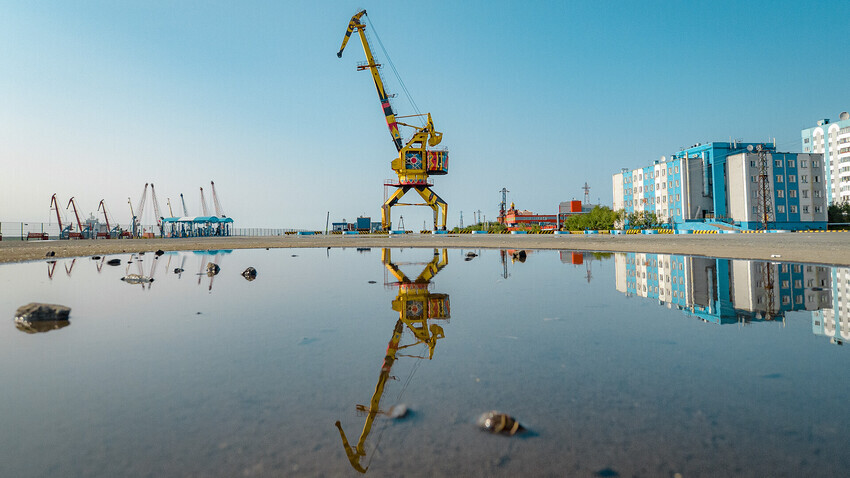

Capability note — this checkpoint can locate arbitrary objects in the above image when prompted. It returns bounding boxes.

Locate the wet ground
[1,248,848,477]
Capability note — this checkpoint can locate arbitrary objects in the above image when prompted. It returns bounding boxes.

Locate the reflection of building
[813,266,850,345]
[612,142,827,230]
[615,253,832,324]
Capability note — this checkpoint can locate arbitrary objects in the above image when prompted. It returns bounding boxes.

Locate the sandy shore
[1,232,848,266]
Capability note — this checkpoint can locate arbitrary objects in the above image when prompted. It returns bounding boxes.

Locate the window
[801,175,808,183]
[794,279,802,288]
[789,175,796,183]
[815,190,823,198]
[790,190,797,198]
[787,159,796,168]
[675,194,680,201]
[750,160,756,167]
[662,169,666,176]
[777,190,784,198]
[675,166,679,173]
[813,160,820,168]
[801,160,808,168]
[802,190,809,198]
[776,175,784,183]
[790,205,798,213]
[814,175,821,183]
[777,205,785,213]
[675,180,679,187]
[752,206,758,214]
[751,176,757,183]
[815,205,823,213]
[775,160,783,167]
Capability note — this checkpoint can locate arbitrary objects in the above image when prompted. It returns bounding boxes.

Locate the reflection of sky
[1,249,850,477]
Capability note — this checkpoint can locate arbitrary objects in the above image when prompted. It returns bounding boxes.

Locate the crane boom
[150,183,163,227]
[50,194,64,231]
[136,183,149,230]
[199,187,209,216]
[180,193,189,216]
[210,181,224,217]
[66,197,83,232]
[97,200,112,232]
[337,10,404,152]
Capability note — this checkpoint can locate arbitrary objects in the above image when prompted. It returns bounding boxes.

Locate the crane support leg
[414,186,447,231]
[382,187,410,231]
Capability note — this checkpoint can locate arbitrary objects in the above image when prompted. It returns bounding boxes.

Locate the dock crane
[97,200,120,238]
[132,183,149,238]
[49,194,72,239]
[180,193,189,216]
[66,197,87,239]
[199,187,210,216]
[335,248,450,472]
[210,181,224,218]
[338,10,449,231]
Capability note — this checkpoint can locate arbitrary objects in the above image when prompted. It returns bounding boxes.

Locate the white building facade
[801,112,850,205]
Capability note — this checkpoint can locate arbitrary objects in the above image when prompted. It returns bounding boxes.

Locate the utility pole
[755,144,773,231]
[459,211,463,229]
[583,182,591,205]
[498,187,509,224]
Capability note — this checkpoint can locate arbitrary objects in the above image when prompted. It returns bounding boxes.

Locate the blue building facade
[614,142,827,231]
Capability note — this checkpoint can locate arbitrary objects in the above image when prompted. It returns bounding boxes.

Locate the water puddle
[0,248,848,477]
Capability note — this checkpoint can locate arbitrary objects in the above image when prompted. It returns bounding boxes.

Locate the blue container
[356,217,371,231]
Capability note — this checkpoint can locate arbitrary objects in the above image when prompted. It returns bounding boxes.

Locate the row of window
[626,179,681,195]
[756,204,822,214]
[626,166,681,183]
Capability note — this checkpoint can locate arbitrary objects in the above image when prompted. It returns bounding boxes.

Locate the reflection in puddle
[336,249,450,473]
[5,248,850,476]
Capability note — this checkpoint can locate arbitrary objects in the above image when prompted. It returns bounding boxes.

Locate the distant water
[0,248,848,477]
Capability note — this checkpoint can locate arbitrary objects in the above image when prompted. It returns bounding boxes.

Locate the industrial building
[612,142,828,231]
[801,111,850,205]
[500,200,589,230]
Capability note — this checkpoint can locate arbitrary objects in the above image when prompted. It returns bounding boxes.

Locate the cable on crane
[365,15,425,127]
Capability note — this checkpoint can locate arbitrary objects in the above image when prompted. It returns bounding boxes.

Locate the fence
[0,222,304,240]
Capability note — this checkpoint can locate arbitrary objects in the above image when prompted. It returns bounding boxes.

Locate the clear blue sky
[2,0,848,229]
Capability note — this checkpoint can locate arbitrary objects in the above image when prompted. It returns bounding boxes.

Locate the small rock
[368,280,377,284]
[206,263,220,276]
[155,250,164,256]
[241,267,257,281]
[14,303,71,334]
[387,404,408,419]
[121,274,154,284]
[15,303,71,322]
[45,251,55,257]
[174,268,184,274]
[511,250,527,263]
[477,411,524,436]
[770,254,781,258]
[291,254,298,257]
[91,256,101,260]
[466,252,478,258]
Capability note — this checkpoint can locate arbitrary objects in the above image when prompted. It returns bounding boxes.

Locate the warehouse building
[612,142,827,231]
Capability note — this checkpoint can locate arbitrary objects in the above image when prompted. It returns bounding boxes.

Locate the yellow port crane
[337,10,449,231]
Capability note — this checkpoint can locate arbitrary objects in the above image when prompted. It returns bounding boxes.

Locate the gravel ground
[1,232,848,266]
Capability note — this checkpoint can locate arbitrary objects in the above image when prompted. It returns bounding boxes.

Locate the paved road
[1,232,847,266]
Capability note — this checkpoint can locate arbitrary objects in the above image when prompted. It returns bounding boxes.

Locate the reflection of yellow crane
[337,10,449,231]
[335,248,450,473]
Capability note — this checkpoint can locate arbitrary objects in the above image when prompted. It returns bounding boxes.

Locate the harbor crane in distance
[66,197,87,239]
[50,194,72,239]
[199,187,210,216]
[337,10,449,231]
[180,193,189,216]
[210,181,225,218]
[97,200,121,238]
